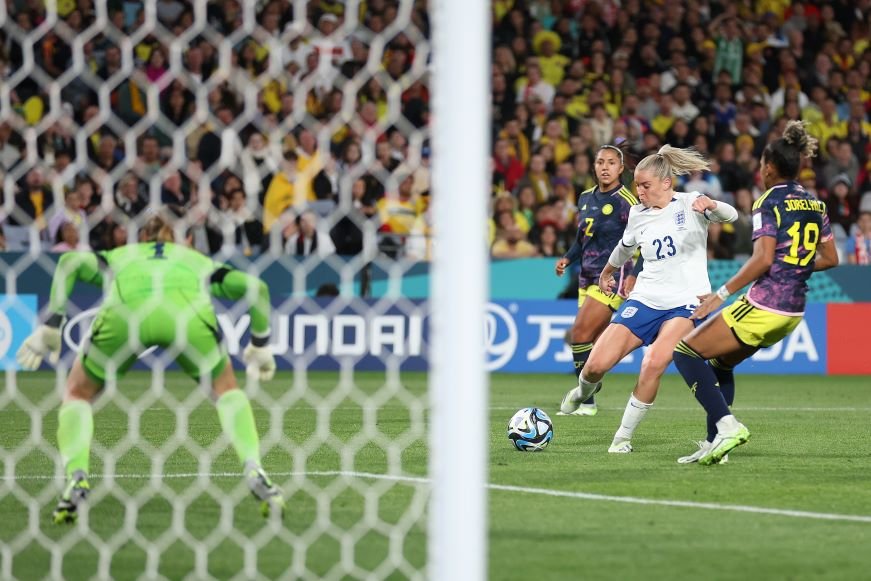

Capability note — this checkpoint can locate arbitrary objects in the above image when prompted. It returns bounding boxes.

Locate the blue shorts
[613,300,697,346]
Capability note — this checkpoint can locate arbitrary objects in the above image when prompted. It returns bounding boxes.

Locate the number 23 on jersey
[652,235,676,260]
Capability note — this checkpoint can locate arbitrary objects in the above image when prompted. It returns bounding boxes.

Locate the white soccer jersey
[619,191,716,310]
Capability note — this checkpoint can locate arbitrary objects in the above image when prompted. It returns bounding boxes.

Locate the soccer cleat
[699,421,749,466]
[677,441,729,465]
[52,470,90,525]
[677,440,710,464]
[608,440,633,453]
[559,386,582,414]
[556,403,598,417]
[558,382,602,415]
[246,466,285,518]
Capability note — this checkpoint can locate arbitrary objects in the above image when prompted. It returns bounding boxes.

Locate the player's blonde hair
[636,145,711,182]
[140,214,175,243]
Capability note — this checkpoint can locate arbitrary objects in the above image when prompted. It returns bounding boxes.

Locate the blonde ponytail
[636,145,711,180]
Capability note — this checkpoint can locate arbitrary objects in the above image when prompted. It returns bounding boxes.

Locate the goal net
[0,1,488,579]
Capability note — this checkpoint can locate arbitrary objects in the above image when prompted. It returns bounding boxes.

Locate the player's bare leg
[609,318,693,453]
[53,359,102,524]
[634,318,694,403]
[560,324,642,414]
[681,314,745,361]
[560,297,613,416]
[212,361,285,518]
[570,301,611,345]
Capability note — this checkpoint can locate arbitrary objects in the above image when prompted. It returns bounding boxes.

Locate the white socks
[612,394,654,443]
[578,374,600,402]
[715,414,740,435]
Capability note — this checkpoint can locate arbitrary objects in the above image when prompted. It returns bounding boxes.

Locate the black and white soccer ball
[507,407,554,451]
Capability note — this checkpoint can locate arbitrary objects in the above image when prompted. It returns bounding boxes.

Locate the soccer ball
[507,407,554,451]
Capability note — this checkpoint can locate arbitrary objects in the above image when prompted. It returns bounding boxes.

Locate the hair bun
[782,120,818,158]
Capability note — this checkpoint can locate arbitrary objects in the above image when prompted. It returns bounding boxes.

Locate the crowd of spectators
[488,0,871,265]
[0,1,869,266]
[0,0,432,259]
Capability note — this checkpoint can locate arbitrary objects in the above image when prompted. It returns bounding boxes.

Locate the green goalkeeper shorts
[81,295,228,384]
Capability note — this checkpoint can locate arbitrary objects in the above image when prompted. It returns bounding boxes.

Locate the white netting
[0,1,433,578]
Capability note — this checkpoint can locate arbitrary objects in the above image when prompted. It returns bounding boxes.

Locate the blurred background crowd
[488,0,871,265]
[0,0,433,259]
[0,0,870,265]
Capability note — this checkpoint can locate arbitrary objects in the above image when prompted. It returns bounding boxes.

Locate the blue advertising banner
[57,296,429,372]
[484,300,827,375]
[0,294,38,370]
[8,295,826,374]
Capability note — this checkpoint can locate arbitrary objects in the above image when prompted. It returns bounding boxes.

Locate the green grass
[2,371,871,580]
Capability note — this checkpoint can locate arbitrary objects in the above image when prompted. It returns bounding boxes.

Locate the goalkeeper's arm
[209,266,272,345]
[47,252,106,326]
[210,266,275,380]
[17,252,105,370]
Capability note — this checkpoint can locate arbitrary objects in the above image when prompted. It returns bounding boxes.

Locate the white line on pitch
[485,482,871,524]
[4,470,871,524]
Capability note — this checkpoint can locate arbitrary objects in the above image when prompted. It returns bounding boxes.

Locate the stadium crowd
[488,0,871,265]
[0,0,432,259]
[0,0,869,265]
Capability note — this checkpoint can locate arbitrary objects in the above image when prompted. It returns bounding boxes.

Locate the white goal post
[429,0,490,579]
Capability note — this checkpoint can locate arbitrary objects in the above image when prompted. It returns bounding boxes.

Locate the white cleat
[677,440,729,464]
[608,440,633,454]
[559,386,583,414]
[558,383,602,415]
[557,403,598,416]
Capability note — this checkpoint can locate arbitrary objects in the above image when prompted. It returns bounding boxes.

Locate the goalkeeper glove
[242,343,276,381]
[17,324,62,370]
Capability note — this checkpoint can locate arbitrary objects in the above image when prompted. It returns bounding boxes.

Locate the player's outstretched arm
[209,267,271,337]
[17,252,104,370]
[598,261,618,294]
[691,236,776,320]
[620,254,643,297]
[601,239,636,294]
[557,231,584,276]
[721,236,776,295]
[209,267,275,380]
[813,239,839,271]
[692,195,738,223]
[48,252,105,322]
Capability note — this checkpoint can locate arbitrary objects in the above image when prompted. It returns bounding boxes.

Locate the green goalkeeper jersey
[48,242,271,337]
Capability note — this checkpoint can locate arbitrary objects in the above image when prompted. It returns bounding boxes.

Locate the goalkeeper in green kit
[16,216,285,523]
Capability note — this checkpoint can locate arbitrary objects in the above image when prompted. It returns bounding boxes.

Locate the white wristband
[716,285,731,301]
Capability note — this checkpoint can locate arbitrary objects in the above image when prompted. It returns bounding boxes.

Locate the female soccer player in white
[559,145,738,453]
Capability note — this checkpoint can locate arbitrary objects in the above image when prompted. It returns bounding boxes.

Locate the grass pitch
[2,371,870,580]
